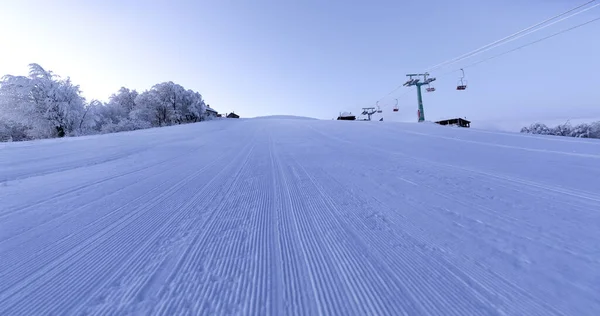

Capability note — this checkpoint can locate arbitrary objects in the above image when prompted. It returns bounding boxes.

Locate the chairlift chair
[392,98,399,112]
[376,101,383,113]
[457,68,468,90]
[426,84,436,92]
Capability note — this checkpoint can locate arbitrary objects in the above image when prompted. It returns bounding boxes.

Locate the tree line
[0,63,213,142]
[521,121,600,139]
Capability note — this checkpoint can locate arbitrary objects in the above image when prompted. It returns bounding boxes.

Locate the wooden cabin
[435,118,471,128]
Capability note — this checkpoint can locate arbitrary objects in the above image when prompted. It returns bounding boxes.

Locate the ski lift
[457,68,467,90]
[376,101,383,113]
[426,84,436,92]
[392,99,399,112]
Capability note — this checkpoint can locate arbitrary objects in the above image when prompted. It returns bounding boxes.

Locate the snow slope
[249,115,319,120]
[1,118,600,315]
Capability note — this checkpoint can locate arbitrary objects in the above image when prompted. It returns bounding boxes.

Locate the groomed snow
[1,118,600,315]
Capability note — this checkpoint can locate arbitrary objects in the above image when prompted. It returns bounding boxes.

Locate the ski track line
[0,133,235,239]
[266,133,284,315]
[0,144,196,219]
[0,136,257,315]
[182,135,272,315]
[0,160,199,280]
[1,131,202,180]
[270,138,320,316]
[0,130,230,218]
[0,163,211,313]
[287,151,499,316]
[2,144,161,183]
[273,147,333,316]
[0,142,238,274]
[141,131,262,315]
[0,145,211,243]
[0,168,163,246]
[277,139,370,315]
[280,149,429,315]
[71,133,261,315]
[134,134,261,312]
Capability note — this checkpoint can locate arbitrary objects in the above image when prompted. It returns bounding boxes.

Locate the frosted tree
[182,90,206,122]
[521,121,600,139]
[131,82,206,127]
[77,100,108,134]
[132,88,170,127]
[589,121,600,139]
[0,63,86,138]
[521,123,552,135]
[106,87,138,123]
[570,121,600,138]
[93,87,144,133]
[150,82,186,124]
[551,122,573,137]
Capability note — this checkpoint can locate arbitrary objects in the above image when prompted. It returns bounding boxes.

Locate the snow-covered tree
[0,63,86,138]
[551,122,572,137]
[521,123,552,135]
[132,82,206,127]
[183,90,206,122]
[104,87,138,124]
[521,121,600,139]
[590,122,600,139]
[0,119,29,142]
[131,88,168,127]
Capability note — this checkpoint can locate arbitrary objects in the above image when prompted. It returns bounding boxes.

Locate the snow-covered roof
[206,106,218,113]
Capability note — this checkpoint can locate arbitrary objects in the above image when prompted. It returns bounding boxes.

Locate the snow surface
[2,118,600,315]
[250,115,319,120]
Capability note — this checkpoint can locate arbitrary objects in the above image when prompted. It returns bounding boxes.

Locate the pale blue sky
[1,0,599,128]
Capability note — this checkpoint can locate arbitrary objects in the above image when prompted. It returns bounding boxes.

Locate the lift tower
[361,107,378,121]
[403,73,436,122]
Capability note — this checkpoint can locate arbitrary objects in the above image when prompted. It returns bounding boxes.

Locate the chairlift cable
[426,0,599,72]
[440,16,600,76]
[461,16,600,70]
